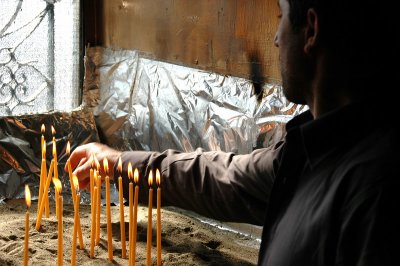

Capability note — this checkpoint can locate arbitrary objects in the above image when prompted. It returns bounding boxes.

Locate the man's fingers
[73,159,91,187]
[68,143,92,171]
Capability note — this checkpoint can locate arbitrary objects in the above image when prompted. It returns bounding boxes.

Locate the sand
[0,199,259,265]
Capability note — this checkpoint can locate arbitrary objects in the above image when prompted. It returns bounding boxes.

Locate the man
[68,0,399,264]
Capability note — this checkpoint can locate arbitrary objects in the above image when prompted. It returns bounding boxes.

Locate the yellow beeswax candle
[127,163,134,265]
[156,169,162,266]
[38,125,46,217]
[90,186,98,258]
[118,158,126,259]
[146,170,153,266]
[71,175,81,265]
[36,159,54,231]
[132,168,140,264]
[51,126,58,180]
[53,178,61,219]
[90,155,94,213]
[24,185,31,266]
[66,142,76,202]
[95,156,101,245]
[104,158,113,261]
[58,195,63,266]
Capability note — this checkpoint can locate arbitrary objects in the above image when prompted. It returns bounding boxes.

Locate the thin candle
[66,142,76,202]
[53,178,61,219]
[51,126,58,180]
[38,141,46,218]
[24,184,31,266]
[146,170,153,266]
[90,185,98,258]
[53,178,63,266]
[71,176,80,266]
[95,156,101,245]
[104,158,113,261]
[89,155,94,215]
[40,124,45,158]
[156,169,162,266]
[128,163,134,265]
[38,125,46,218]
[58,196,63,266]
[66,144,84,249]
[118,158,126,259]
[132,168,140,264]
[36,159,54,231]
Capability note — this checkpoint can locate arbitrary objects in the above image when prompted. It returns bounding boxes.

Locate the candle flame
[51,125,56,135]
[52,178,62,193]
[127,162,133,181]
[42,141,46,158]
[25,184,31,208]
[72,175,79,191]
[94,169,98,185]
[103,157,109,174]
[90,154,95,169]
[94,155,100,170]
[118,157,122,174]
[148,170,153,187]
[134,168,139,184]
[41,124,45,134]
[66,141,71,156]
[156,168,161,186]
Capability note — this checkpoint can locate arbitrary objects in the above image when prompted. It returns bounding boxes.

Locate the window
[0,0,81,116]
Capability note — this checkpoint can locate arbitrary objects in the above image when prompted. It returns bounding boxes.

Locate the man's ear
[304,8,319,54]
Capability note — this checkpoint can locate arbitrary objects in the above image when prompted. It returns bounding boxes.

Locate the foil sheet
[86,47,307,154]
[0,107,99,203]
[1,46,306,208]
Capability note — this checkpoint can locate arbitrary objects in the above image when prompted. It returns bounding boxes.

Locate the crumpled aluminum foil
[0,108,99,203]
[1,46,307,208]
[86,47,307,155]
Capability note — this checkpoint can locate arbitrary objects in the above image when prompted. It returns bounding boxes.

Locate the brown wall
[85,0,281,84]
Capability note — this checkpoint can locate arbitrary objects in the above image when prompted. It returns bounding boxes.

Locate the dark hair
[287,0,398,90]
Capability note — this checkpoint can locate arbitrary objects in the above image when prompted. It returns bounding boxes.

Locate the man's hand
[65,142,122,190]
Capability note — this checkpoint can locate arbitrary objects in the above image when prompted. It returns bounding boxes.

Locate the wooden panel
[86,0,281,83]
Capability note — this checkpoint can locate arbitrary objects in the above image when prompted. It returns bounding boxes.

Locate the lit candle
[118,158,126,259]
[71,175,80,266]
[104,158,113,261]
[40,124,45,158]
[38,141,46,218]
[53,178,63,266]
[66,143,84,249]
[59,196,63,266]
[24,184,31,266]
[132,168,140,264]
[146,170,153,266]
[53,178,61,219]
[51,126,58,181]
[90,185,98,258]
[127,163,133,265]
[38,125,46,218]
[35,159,54,231]
[89,155,94,215]
[95,156,101,245]
[156,169,162,266]
[66,142,76,202]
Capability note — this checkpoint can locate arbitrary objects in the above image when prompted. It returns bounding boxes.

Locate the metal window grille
[0,0,81,116]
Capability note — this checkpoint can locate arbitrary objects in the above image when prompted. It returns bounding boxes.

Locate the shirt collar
[285,101,380,170]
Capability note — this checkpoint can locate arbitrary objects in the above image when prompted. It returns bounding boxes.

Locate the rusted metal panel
[86,0,280,83]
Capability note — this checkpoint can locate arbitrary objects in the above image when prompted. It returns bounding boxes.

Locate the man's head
[275,0,397,107]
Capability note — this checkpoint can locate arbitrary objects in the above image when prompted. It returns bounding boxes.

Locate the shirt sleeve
[116,142,284,225]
